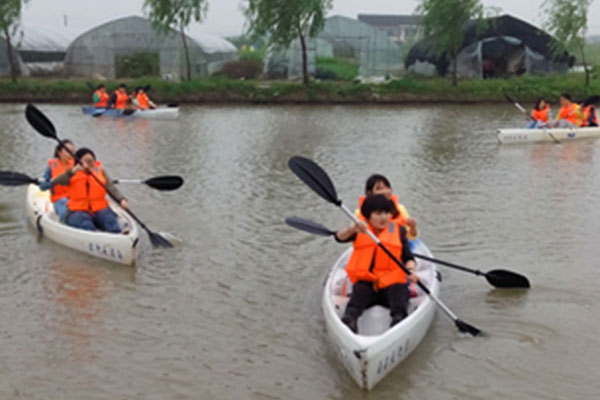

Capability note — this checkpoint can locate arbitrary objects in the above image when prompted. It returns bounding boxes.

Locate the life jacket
[531,104,550,122]
[67,161,109,213]
[345,222,407,289]
[357,194,407,226]
[136,92,150,110]
[113,91,129,110]
[582,105,599,127]
[48,158,74,203]
[93,90,109,108]
[557,103,582,126]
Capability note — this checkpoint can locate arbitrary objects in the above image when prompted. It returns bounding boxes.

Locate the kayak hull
[82,106,179,120]
[26,184,140,265]
[497,126,600,144]
[322,239,440,390]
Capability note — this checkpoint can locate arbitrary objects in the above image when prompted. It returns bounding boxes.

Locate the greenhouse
[264,15,403,80]
[405,14,575,78]
[64,16,237,80]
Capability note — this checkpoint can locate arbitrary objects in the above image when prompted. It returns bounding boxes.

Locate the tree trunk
[580,44,590,87]
[180,22,192,81]
[452,51,458,87]
[299,31,309,86]
[3,25,18,83]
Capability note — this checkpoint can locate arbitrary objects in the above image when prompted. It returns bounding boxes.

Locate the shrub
[115,52,160,78]
[221,59,263,80]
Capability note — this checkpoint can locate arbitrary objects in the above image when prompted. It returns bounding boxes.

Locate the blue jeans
[53,198,68,222]
[526,120,543,129]
[66,207,121,233]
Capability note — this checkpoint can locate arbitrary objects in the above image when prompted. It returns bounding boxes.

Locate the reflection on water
[0,103,600,399]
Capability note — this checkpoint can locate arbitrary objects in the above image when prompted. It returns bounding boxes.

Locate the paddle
[92,108,136,118]
[112,175,184,191]
[503,93,560,144]
[25,103,173,248]
[285,216,529,289]
[0,170,184,192]
[288,156,481,336]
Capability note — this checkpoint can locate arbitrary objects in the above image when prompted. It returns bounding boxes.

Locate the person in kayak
[108,83,131,110]
[49,148,128,233]
[356,174,418,240]
[336,194,419,334]
[38,139,75,222]
[581,98,599,127]
[542,93,583,128]
[92,84,110,108]
[132,86,157,110]
[526,98,550,129]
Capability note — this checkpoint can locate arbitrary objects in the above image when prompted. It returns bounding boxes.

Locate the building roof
[357,14,423,27]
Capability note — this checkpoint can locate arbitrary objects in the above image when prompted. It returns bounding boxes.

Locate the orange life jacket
[93,90,109,108]
[48,158,74,203]
[531,104,550,122]
[345,222,407,289]
[114,91,129,110]
[136,92,150,110]
[582,105,599,127]
[67,161,109,213]
[557,103,582,126]
[357,194,407,226]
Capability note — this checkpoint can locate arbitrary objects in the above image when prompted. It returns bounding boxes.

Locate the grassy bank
[0,73,598,105]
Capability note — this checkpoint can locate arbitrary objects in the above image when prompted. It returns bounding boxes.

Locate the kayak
[81,106,179,120]
[497,126,600,144]
[323,238,440,390]
[26,184,140,265]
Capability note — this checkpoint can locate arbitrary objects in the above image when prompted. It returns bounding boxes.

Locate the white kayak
[497,126,600,144]
[323,238,440,390]
[82,106,179,120]
[26,184,140,265]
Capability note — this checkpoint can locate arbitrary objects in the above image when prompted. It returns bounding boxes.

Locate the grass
[315,57,360,81]
[1,72,599,104]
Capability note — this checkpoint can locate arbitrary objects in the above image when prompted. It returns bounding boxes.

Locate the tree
[417,0,485,86]
[244,0,333,85]
[0,0,28,82]
[543,0,593,86]
[144,0,208,81]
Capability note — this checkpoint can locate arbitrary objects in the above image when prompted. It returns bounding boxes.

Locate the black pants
[343,281,409,321]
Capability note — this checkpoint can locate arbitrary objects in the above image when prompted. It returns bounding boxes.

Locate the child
[336,195,419,334]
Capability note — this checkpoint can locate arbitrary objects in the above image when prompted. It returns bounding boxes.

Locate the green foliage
[115,53,160,79]
[315,57,358,81]
[543,0,593,85]
[0,0,29,82]
[417,0,486,85]
[244,0,333,84]
[143,0,207,34]
[220,59,263,79]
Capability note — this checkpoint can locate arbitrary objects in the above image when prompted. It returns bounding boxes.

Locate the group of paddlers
[92,83,157,110]
[527,93,599,129]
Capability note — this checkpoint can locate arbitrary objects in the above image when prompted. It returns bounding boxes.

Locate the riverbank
[0,74,598,104]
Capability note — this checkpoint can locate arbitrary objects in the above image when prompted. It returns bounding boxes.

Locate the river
[0,103,599,399]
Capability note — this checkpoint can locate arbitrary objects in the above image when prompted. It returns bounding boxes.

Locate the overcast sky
[21,0,600,38]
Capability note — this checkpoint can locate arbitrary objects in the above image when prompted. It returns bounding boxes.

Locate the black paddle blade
[455,319,481,336]
[123,109,136,116]
[288,156,340,205]
[147,231,174,248]
[503,92,515,103]
[167,103,179,108]
[583,95,600,107]
[0,170,38,186]
[485,269,530,288]
[25,104,57,139]
[144,175,184,191]
[285,216,336,236]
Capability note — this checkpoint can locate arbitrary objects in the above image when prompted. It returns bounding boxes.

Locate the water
[0,103,599,399]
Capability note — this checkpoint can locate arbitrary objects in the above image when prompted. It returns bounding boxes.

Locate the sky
[20,0,600,39]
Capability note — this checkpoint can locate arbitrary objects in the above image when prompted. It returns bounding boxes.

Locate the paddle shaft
[413,253,481,275]
[339,204,462,323]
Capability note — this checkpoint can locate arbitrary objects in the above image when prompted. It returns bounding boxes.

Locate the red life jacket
[113,91,129,110]
[345,222,407,289]
[93,90,109,108]
[67,161,109,213]
[48,158,74,203]
[557,103,582,126]
[531,104,550,122]
[136,92,150,110]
